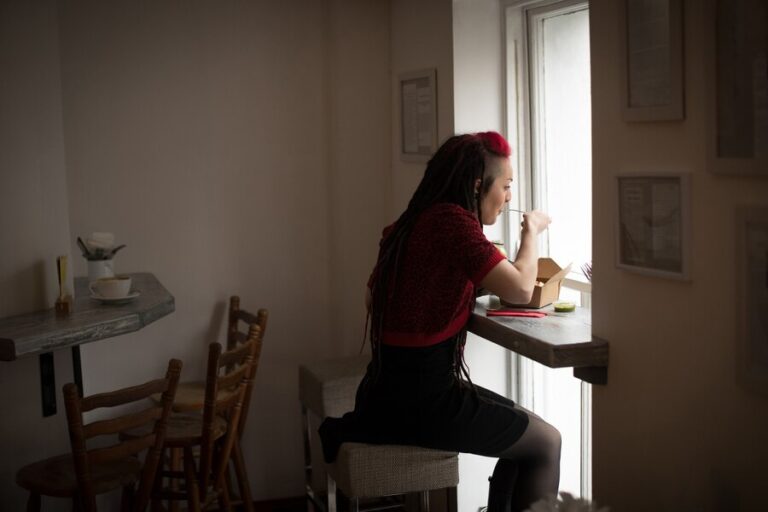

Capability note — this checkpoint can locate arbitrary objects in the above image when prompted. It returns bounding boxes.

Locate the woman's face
[479,157,513,225]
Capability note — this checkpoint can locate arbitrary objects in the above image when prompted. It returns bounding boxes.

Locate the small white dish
[90,290,140,305]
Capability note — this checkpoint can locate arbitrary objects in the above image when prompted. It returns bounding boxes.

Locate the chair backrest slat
[233,309,260,326]
[217,363,250,391]
[83,406,161,439]
[214,383,247,414]
[80,377,170,412]
[218,342,252,368]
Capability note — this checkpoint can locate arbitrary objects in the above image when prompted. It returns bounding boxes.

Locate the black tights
[486,406,562,512]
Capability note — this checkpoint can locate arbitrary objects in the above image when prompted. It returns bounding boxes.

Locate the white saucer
[90,291,140,305]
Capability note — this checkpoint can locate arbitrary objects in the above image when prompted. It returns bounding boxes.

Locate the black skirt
[319,336,529,462]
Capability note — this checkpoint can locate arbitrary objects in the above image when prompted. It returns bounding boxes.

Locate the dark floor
[251,495,407,512]
[251,496,307,512]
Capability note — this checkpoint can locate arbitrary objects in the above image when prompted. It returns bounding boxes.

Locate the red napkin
[486,310,547,318]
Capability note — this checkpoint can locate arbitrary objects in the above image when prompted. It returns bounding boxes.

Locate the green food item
[554,301,576,313]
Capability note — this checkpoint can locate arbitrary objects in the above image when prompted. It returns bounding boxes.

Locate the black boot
[485,464,519,512]
[486,484,515,512]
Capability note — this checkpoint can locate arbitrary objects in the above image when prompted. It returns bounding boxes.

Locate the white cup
[90,275,132,299]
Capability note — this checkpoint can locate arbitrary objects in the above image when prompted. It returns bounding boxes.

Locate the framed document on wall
[620,0,685,121]
[616,173,691,280]
[399,69,437,162]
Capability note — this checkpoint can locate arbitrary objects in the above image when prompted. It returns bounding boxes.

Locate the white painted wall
[389,0,455,218]
[452,1,512,511]
[1,0,389,508]
[0,2,76,510]
[590,1,768,510]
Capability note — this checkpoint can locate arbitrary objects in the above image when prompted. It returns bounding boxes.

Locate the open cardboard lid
[538,258,572,285]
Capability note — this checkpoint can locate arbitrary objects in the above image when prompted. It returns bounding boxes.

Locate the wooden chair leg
[150,446,167,512]
[231,437,254,512]
[183,447,201,512]
[169,447,182,512]
[217,472,233,512]
[120,482,135,512]
[26,492,40,512]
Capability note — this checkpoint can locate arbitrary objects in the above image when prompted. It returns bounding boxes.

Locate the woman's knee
[528,416,562,462]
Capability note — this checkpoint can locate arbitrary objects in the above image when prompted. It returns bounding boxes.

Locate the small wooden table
[467,296,608,384]
[0,272,175,415]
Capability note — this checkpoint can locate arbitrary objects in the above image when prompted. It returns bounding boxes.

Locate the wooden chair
[128,328,260,511]
[16,358,182,511]
[154,296,267,511]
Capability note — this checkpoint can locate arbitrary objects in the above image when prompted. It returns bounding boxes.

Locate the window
[504,0,593,499]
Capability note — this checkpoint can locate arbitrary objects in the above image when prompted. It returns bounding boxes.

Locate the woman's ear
[474,178,482,194]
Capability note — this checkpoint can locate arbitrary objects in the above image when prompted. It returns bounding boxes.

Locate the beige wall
[390,0,455,218]
[0,2,76,508]
[0,0,389,507]
[591,1,768,510]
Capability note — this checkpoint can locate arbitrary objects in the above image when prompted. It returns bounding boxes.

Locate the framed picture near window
[399,69,437,162]
[615,173,691,280]
[735,207,768,396]
[707,0,768,175]
[619,0,685,121]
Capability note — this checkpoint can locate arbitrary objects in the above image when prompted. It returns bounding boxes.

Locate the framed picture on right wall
[708,0,768,175]
[615,173,691,280]
[736,207,768,396]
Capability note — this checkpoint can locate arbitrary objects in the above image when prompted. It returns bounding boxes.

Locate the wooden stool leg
[419,491,430,512]
[327,475,337,512]
[447,486,458,512]
[183,447,201,512]
[26,492,41,512]
[231,436,254,512]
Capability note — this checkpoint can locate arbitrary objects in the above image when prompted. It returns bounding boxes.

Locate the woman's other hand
[521,210,551,235]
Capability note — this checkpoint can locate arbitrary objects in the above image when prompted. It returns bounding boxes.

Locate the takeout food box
[501,258,572,309]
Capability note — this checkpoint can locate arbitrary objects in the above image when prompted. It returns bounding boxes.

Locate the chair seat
[327,443,459,499]
[16,453,141,498]
[122,412,227,446]
[298,355,369,418]
[151,381,236,413]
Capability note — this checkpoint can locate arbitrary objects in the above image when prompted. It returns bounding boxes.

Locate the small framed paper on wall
[399,69,437,162]
[620,0,685,121]
[616,173,691,280]
[735,207,768,396]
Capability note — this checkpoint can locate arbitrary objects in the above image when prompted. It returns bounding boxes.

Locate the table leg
[39,352,56,416]
[71,345,83,397]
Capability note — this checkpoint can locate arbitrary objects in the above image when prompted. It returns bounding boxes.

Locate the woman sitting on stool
[320,131,561,512]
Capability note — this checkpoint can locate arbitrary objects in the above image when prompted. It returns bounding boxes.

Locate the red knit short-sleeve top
[369,203,505,347]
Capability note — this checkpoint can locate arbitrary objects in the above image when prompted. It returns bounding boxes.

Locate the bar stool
[298,355,459,512]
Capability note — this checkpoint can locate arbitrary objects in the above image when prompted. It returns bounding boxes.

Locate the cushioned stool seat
[298,355,369,419]
[326,443,458,512]
[298,355,459,512]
